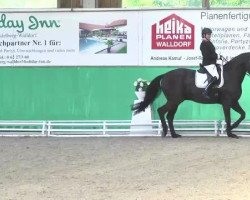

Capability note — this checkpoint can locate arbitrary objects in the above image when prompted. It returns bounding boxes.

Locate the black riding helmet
[202,28,212,37]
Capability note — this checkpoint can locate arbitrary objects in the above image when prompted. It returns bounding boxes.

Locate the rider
[200,27,221,98]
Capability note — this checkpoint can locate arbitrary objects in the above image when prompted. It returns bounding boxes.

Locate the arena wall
[0,67,249,120]
[1,9,250,121]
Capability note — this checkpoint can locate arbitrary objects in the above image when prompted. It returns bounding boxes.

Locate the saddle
[195,64,224,89]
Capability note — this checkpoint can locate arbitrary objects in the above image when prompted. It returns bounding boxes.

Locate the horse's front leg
[231,101,245,130]
[222,104,239,139]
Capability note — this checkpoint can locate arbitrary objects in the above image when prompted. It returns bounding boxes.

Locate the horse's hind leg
[158,101,181,138]
[157,103,169,137]
[167,105,181,138]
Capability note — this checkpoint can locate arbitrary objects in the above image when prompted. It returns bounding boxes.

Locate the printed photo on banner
[79,19,127,54]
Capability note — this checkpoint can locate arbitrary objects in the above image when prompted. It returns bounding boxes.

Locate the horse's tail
[131,74,163,114]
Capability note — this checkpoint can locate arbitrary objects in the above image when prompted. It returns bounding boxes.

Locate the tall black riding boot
[202,76,217,99]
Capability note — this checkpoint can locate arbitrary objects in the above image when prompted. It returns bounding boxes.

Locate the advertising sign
[151,13,195,50]
[0,11,139,66]
[0,9,250,67]
[143,10,250,66]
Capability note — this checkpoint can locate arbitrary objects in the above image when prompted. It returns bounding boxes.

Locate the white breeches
[204,64,219,79]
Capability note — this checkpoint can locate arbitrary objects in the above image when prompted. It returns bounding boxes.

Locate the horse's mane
[224,52,250,68]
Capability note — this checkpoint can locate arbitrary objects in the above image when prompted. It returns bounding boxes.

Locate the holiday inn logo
[152,14,195,49]
[0,13,61,33]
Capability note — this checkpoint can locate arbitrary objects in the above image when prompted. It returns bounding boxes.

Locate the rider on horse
[200,28,222,98]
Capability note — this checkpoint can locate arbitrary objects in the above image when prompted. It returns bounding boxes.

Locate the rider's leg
[202,76,217,98]
[203,64,219,98]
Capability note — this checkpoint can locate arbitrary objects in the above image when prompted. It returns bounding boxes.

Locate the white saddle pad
[195,71,224,89]
[195,72,209,88]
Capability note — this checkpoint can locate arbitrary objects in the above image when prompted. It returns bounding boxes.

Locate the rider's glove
[218,54,223,60]
[216,59,223,65]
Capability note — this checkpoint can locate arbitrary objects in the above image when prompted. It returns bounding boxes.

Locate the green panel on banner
[0,67,249,120]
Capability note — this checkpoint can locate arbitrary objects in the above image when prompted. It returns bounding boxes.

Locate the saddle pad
[195,71,208,88]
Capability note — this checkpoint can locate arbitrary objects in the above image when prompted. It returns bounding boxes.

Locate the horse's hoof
[228,133,239,139]
[172,133,182,138]
[161,131,167,137]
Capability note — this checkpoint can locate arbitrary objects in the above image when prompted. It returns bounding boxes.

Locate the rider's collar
[202,38,209,42]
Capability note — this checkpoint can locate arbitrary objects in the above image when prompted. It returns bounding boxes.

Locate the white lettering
[155,34,192,40]
[156,41,191,47]
[156,17,192,34]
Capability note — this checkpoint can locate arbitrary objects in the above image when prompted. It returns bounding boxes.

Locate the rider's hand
[216,59,223,65]
[218,54,223,60]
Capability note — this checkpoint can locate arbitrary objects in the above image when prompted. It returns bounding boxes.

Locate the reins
[220,55,233,71]
[220,55,228,63]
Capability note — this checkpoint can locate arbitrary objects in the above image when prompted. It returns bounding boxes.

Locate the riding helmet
[202,28,212,37]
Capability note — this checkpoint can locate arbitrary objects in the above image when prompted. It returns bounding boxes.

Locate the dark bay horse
[132,52,250,139]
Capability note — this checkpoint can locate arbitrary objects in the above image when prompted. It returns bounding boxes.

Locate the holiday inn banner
[0,9,250,67]
[0,11,139,66]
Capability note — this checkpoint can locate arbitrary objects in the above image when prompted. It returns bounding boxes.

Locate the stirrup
[202,90,211,99]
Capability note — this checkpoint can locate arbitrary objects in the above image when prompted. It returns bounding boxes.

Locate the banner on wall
[0,11,139,66]
[143,10,250,66]
[0,9,250,66]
